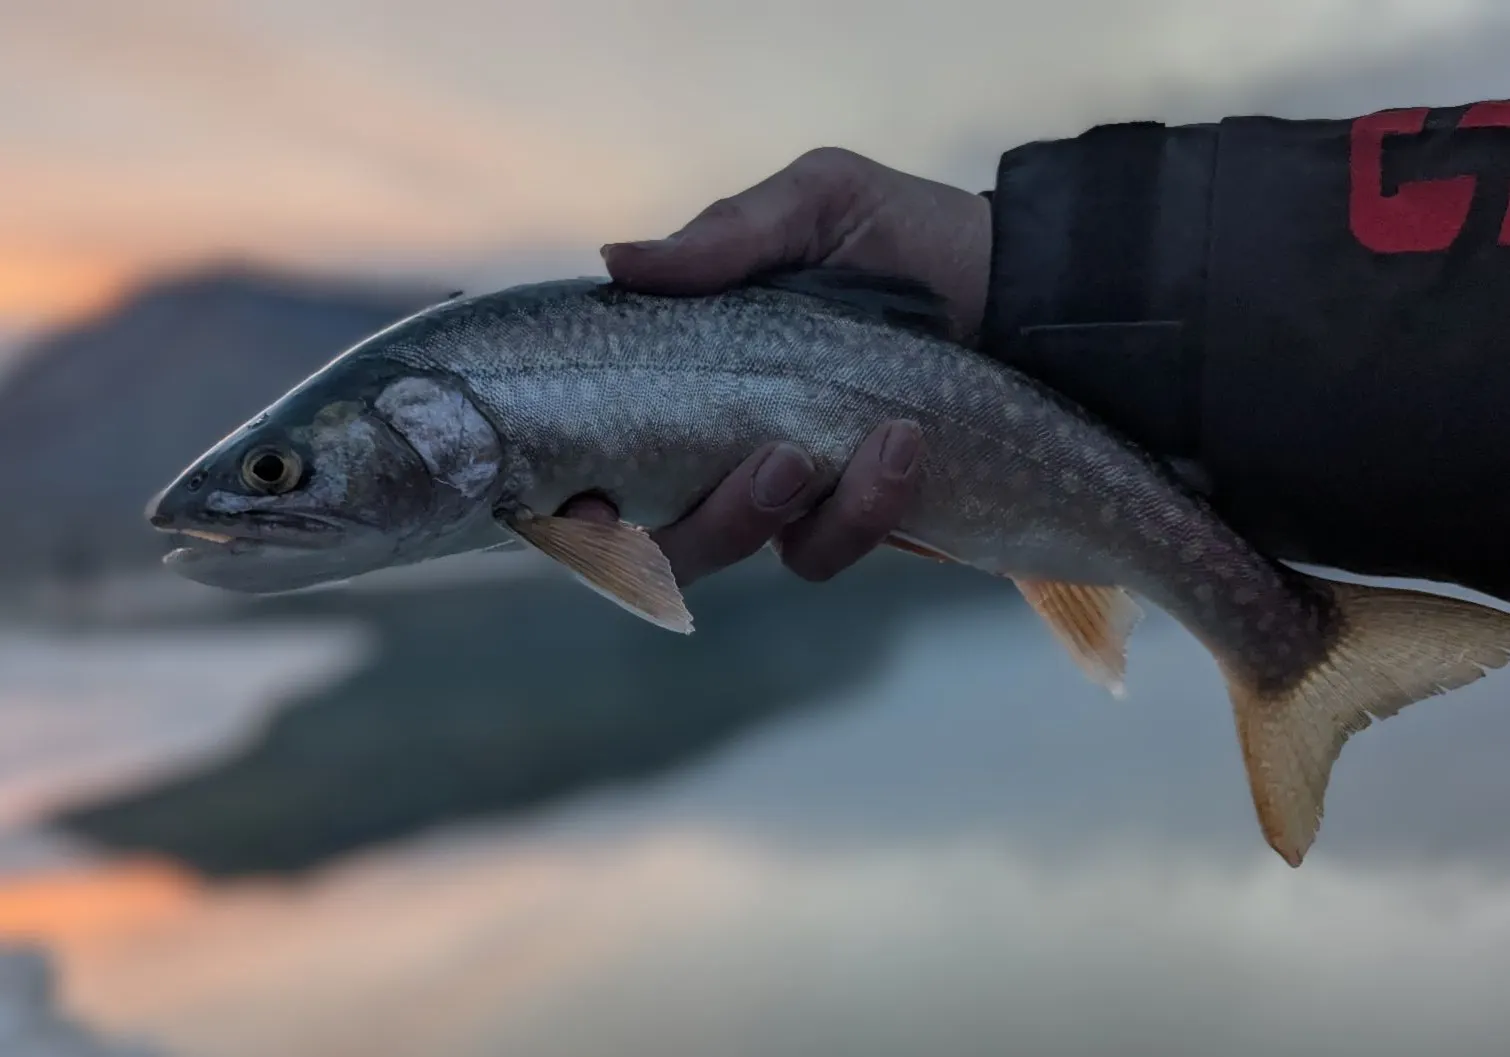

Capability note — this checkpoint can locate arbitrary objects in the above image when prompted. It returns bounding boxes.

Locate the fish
[145,267,1510,867]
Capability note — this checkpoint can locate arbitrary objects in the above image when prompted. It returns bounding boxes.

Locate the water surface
[0,566,1507,1057]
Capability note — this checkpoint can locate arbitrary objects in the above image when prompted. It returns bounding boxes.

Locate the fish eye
[241,447,303,494]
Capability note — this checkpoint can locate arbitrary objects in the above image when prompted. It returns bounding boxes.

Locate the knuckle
[696,195,748,227]
[794,146,864,173]
[786,149,876,254]
[780,544,842,583]
[837,481,903,534]
[682,500,782,565]
[649,534,698,585]
[778,520,879,584]
[793,537,864,582]
[791,147,874,195]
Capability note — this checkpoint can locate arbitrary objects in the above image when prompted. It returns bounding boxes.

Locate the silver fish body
[384,278,1327,689]
[148,270,1510,867]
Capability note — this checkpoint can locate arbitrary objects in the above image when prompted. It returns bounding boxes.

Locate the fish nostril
[145,486,176,529]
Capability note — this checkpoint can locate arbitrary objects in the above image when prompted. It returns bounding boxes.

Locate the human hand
[604,147,992,344]
[563,149,988,586]
[560,420,922,586]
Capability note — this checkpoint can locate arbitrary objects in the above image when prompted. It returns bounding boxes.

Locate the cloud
[0,0,1500,329]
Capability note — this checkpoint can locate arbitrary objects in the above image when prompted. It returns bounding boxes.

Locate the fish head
[147,362,506,593]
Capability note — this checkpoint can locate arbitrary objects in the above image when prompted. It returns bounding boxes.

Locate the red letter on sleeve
[1349,108,1476,253]
[1457,100,1510,245]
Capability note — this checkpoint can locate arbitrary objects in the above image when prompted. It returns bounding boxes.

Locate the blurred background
[4,1,1510,1054]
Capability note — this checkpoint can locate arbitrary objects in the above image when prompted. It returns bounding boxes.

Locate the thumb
[602,163,828,295]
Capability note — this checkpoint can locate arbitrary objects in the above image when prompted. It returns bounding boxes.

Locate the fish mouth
[155,512,350,556]
[157,512,392,595]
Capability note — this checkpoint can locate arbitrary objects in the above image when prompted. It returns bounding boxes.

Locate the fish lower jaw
[157,522,347,555]
[161,536,328,564]
[179,528,235,545]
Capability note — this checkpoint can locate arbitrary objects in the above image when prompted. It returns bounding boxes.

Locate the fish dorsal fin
[751,267,954,340]
[1014,579,1143,698]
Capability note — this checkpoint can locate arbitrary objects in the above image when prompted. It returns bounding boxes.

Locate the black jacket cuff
[980,120,1219,463]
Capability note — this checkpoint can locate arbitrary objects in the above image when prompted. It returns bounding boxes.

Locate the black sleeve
[980,105,1510,602]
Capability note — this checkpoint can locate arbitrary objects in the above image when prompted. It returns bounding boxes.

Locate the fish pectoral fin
[1223,576,1510,868]
[883,533,958,563]
[507,513,693,634]
[1013,579,1142,698]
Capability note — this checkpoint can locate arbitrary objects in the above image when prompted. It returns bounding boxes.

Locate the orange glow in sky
[0,252,134,330]
[4,0,1470,338]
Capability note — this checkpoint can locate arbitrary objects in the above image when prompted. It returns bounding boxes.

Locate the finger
[775,420,922,582]
[601,152,851,295]
[651,442,817,585]
[556,493,620,524]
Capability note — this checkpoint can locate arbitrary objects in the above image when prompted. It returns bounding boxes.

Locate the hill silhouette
[0,263,441,583]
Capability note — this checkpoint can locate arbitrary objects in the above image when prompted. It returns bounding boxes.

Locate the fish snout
[145,476,205,532]
[145,485,176,530]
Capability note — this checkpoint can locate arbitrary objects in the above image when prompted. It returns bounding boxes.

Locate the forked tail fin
[1221,577,1510,867]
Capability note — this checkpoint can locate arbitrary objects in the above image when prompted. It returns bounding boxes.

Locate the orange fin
[1013,579,1142,697]
[883,533,957,563]
[507,513,693,633]
[1223,575,1510,867]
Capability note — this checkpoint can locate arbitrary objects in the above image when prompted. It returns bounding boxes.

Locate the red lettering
[1350,103,1510,253]
[1349,109,1475,253]
[1459,101,1510,245]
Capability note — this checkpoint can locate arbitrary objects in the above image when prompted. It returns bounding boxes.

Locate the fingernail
[603,235,679,258]
[601,241,649,263]
[879,421,921,478]
[604,240,654,254]
[751,444,813,509]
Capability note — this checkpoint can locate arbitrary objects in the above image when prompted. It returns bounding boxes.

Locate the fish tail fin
[1223,576,1510,868]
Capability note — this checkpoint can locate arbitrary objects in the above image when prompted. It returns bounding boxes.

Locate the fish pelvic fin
[1014,579,1142,698]
[1224,576,1510,868]
[508,513,693,634]
[882,532,957,563]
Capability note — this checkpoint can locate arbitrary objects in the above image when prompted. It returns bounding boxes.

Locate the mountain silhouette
[0,262,441,582]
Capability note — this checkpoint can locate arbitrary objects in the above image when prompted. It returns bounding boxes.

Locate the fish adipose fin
[507,513,693,634]
[1225,576,1510,868]
[1014,579,1143,698]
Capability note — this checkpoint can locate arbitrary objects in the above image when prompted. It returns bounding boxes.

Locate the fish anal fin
[1014,579,1142,698]
[507,513,693,633]
[1225,577,1510,867]
[883,533,957,564]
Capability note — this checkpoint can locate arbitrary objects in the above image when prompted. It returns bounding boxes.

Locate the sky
[2,0,1506,345]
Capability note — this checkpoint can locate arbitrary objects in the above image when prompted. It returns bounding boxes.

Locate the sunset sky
[1,0,1503,342]
[6,7,1510,1051]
